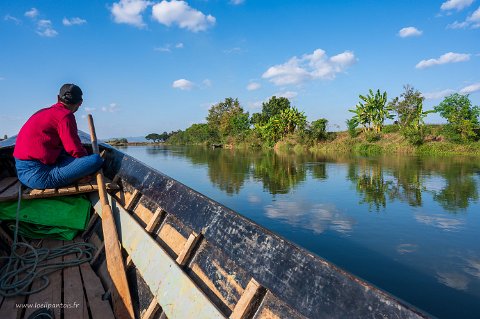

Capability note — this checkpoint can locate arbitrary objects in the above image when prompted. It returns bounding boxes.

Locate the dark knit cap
[59,83,83,105]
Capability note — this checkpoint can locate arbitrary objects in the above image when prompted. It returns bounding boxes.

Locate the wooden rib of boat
[0,134,430,319]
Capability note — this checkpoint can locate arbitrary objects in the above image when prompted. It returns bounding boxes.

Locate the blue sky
[1,0,479,138]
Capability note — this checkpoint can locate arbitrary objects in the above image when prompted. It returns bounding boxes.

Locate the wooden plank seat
[0,237,114,319]
[0,177,118,202]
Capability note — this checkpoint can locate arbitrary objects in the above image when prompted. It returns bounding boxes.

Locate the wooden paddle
[87,114,134,319]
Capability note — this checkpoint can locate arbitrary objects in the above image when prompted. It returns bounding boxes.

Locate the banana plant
[349,89,393,133]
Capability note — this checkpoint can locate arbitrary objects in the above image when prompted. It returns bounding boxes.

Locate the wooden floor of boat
[0,177,115,202]
[0,237,114,319]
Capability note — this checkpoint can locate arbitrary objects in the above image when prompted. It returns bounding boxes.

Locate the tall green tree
[207,98,250,140]
[251,96,291,125]
[184,124,218,144]
[389,85,433,145]
[309,118,328,141]
[145,133,162,143]
[159,131,170,141]
[434,93,480,142]
[389,85,425,128]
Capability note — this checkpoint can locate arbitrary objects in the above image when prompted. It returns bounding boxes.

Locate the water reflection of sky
[119,146,480,318]
[263,201,355,235]
[414,213,465,231]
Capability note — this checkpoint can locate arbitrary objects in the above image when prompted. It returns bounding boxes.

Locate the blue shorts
[15,154,103,189]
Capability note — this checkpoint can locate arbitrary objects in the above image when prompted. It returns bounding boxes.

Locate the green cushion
[0,195,91,240]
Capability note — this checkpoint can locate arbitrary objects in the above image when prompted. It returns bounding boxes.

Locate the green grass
[416,142,480,156]
[308,129,480,156]
[352,143,383,155]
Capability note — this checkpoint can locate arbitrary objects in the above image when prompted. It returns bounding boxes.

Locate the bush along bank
[145,85,480,155]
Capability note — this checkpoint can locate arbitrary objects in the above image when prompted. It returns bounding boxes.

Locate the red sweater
[13,103,87,165]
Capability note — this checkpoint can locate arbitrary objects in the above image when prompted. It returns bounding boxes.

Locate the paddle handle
[87,114,100,154]
[87,115,108,206]
[87,114,135,319]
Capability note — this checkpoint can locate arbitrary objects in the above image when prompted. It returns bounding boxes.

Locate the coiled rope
[0,184,96,298]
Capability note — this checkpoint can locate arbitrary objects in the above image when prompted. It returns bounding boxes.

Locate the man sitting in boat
[13,83,103,189]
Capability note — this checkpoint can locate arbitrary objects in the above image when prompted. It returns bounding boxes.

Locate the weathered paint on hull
[100,145,429,319]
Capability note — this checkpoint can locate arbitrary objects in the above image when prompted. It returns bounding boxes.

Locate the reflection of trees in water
[181,147,315,195]
[346,156,480,212]
[310,162,328,180]
[388,159,423,207]
[252,151,308,195]
[184,147,251,195]
[179,146,480,210]
[432,165,479,212]
[347,163,394,211]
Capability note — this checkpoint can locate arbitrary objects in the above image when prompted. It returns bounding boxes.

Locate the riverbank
[108,129,480,156]
[305,132,480,156]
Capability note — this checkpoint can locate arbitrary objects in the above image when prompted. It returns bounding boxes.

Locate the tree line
[145,85,480,147]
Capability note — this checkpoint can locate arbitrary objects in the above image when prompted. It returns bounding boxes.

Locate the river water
[117,145,480,318]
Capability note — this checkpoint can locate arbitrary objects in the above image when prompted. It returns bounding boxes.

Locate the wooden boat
[0,134,430,318]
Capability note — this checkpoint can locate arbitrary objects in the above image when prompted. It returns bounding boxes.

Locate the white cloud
[469,6,480,20]
[423,89,456,100]
[202,79,212,87]
[63,17,87,26]
[84,107,96,112]
[152,0,216,32]
[423,83,480,99]
[447,20,470,29]
[25,8,39,19]
[460,82,480,94]
[398,26,423,37]
[36,20,58,37]
[447,7,480,29]
[21,8,59,37]
[415,52,470,69]
[111,0,151,28]
[468,6,480,27]
[275,91,298,99]
[230,0,245,4]
[154,42,184,52]
[246,82,261,91]
[262,49,356,86]
[154,46,171,52]
[102,103,119,113]
[441,0,474,11]
[172,78,194,90]
[4,15,21,24]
